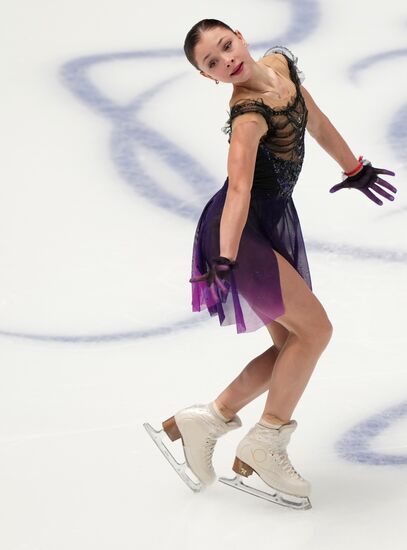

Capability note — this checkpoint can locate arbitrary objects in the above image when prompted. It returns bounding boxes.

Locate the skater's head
[184,19,251,85]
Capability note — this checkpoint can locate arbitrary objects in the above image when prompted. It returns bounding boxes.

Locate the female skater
[144,19,397,509]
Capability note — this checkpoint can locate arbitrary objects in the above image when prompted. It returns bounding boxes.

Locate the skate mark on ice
[0,315,204,343]
[335,399,407,465]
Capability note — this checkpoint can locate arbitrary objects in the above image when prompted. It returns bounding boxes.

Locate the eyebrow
[202,36,227,64]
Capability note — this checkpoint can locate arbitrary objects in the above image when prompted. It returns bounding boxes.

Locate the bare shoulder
[260,52,289,73]
[226,95,269,139]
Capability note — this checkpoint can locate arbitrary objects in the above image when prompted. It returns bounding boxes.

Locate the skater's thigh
[272,249,332,337]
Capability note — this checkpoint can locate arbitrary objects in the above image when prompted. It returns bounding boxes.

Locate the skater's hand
[329,157,396,205]
[189,256,238,303]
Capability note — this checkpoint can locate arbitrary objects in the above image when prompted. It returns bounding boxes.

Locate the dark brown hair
[184,19,236,71]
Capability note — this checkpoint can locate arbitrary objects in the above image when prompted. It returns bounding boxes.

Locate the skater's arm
[219,189,251,262]
[220,115,267,261]
[301,85,361,174]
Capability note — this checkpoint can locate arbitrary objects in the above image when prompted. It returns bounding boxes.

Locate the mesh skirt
[190,179,312,333]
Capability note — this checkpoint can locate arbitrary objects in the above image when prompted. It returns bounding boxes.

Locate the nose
[226,58,234,67]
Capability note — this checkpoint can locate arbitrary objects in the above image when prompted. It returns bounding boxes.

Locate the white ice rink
[2,0,407,548]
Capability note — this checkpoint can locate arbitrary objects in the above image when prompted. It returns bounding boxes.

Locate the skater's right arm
[219,114,268,261]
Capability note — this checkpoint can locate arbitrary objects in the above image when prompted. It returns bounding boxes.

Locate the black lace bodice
[221,46,308,199]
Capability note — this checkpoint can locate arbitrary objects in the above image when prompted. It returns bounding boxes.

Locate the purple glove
[329,157,397,206]
[189,256,237,303]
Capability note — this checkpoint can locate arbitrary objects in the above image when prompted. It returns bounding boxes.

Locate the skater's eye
[208,41,232,69]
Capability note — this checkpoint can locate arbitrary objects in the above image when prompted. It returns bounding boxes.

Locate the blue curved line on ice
[335,400,407,465]
[256,0,321,48]
[348,48,407,81]
[0,315,204,343]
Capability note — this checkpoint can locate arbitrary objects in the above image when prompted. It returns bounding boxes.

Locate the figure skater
[144,19,397,510]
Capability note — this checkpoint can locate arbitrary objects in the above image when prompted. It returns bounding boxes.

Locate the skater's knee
[318,316,333,346]
[279,302,333,348]
[300,313,333,348]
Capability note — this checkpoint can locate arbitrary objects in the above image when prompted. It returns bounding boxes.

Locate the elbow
[227,163,255,194]
[227,180,253,195]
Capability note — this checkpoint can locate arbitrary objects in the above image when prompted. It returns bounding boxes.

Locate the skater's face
[194,27,253,84]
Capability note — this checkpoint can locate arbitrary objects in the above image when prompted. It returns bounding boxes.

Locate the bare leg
[214,345,279,420]
[214,321,289,420]
[260,250,333,424]
[261,333,329,424]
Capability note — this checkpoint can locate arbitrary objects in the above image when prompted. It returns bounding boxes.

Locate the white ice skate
[218,420,312,510]
[143,403,242,492]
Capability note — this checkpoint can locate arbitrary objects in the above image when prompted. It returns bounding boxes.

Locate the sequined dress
[190,46,312,333]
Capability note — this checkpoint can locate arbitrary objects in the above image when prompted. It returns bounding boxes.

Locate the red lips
[231,62,243,75]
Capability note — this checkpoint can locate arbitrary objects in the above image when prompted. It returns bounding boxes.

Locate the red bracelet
[344,155,364,176]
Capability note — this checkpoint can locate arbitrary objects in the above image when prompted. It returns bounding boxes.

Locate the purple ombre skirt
[190,179,312,333]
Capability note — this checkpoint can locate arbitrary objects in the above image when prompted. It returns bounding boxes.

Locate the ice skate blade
[218,475,312,510]
[143,422,203,493]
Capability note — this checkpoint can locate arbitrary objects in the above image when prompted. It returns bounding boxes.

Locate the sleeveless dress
[190,46,312,334]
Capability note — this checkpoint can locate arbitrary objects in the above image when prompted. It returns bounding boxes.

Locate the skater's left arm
[300,85,362,175]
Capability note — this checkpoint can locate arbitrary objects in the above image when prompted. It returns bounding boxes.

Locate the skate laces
[270,450,303,479]
[201,410,227,467]
[203,436,217,467]
[254,423,304,480]
[202,409,240,466]
[182,405,241,468]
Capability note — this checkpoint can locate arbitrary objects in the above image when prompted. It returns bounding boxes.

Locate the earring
[215,79,219,85]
